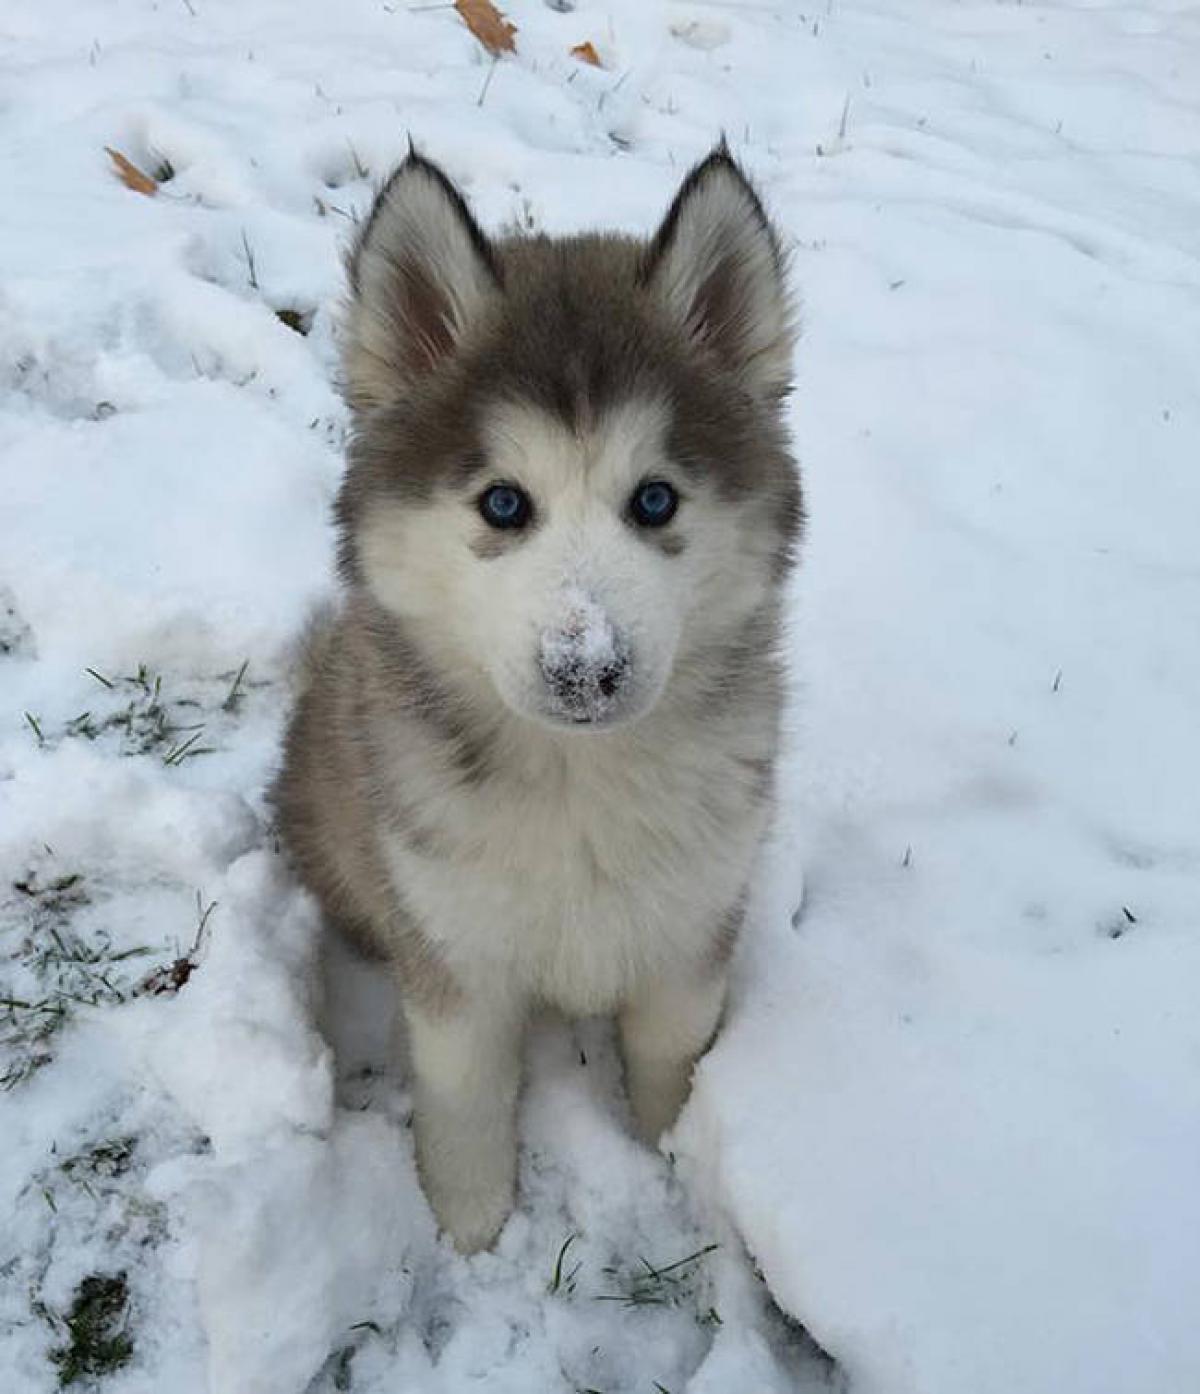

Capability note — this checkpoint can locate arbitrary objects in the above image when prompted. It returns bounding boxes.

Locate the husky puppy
[273,144,801,1252]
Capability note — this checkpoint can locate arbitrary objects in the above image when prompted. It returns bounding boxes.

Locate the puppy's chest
[382,740,763,1008]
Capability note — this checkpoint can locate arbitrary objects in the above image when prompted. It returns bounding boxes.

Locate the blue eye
[479,483,532,530]
[630,480,678,528]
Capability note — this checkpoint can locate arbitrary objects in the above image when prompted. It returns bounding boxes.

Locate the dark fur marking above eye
[453,449,491,486]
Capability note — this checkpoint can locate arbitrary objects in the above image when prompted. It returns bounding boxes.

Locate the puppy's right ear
[342,153,501,410]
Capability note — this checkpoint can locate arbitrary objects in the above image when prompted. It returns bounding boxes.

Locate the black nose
[541,649,630,715]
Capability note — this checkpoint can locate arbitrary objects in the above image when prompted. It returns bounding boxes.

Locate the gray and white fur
[272,145,802,1252]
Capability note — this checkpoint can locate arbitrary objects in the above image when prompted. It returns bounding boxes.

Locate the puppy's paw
[629,1092,680,1146]
[627,1068,690,1145]
[430,1177,514,1254]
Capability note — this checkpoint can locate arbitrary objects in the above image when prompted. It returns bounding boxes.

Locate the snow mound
[3,0,1199,1391]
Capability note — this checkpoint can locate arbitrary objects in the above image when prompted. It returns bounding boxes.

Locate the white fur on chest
[380,724,765,1013]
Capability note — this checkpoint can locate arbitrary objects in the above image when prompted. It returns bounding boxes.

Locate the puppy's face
[337,149,800,731]
[358,396,783,730]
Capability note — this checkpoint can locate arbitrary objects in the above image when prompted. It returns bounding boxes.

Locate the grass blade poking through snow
[594,1243,719,1308]
[549,1232,581,1296]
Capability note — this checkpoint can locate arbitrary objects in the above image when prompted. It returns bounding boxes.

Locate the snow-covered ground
[2,0,1199,1390]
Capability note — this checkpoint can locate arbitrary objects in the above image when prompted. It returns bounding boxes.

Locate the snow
[539,586,629,719]
[1,0,1198,1392]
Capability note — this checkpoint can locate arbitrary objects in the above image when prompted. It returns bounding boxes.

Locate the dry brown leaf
[570,40,603,68]
[104,147,158,197]
[454,0,517,57]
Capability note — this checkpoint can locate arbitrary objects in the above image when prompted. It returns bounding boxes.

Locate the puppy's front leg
[405,996,524,1253]
[620,971,727,1143]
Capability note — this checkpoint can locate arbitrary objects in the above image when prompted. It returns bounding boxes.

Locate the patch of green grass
[30,1134,168,1272]
[0,998,67,1089]
[35,1138,135,1211]
[49,1273,133,1386]
[1,868,157,1090]
[2,869,220,1089]
[161,729,213,766]
[62,664,196,757]
[13,871,88,913]
[61,1137,136,1184]
[34,660,256,764]
[594,1243,719,1310]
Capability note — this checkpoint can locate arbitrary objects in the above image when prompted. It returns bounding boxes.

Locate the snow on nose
[539,590,631,721]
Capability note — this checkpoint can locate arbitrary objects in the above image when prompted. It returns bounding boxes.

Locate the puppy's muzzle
[539,612,631,723]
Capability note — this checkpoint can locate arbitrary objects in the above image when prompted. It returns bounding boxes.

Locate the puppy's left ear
[642,145,794,400]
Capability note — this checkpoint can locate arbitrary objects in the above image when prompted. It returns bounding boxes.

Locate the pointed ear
[342,153,501,410]
[642,146,794,400]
